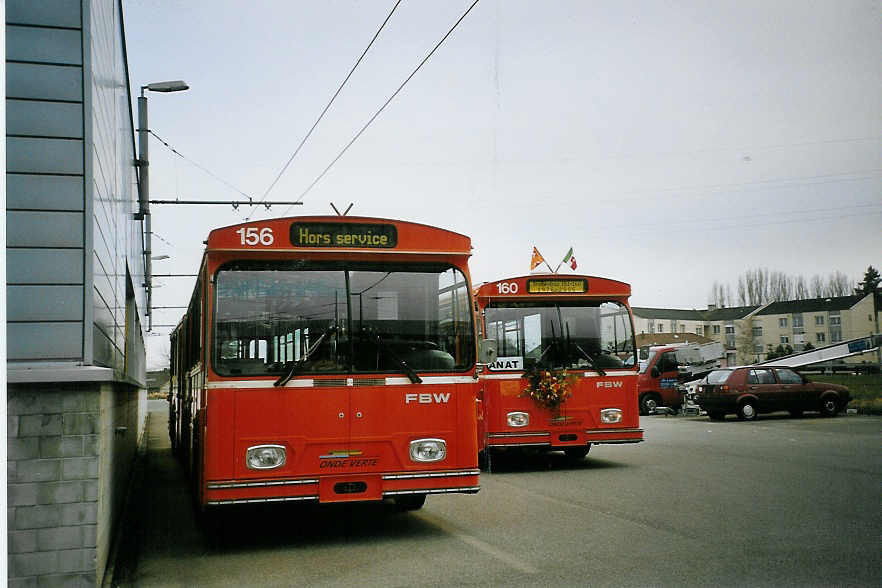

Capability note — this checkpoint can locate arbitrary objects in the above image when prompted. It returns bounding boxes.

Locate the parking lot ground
[124,402,881,587]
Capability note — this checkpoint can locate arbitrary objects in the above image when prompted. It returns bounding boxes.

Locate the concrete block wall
[7,382,144,587]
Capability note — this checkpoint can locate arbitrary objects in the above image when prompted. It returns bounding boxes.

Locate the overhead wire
[149,130,251,200]
[281,0,483,215]
[623,202,882,231]
[254,0,404,214]
[624,208,882,236]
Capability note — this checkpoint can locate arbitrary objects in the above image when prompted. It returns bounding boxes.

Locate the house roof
[704,305,762,321]
[632,307,705,320]
[636,333,715,347]
[633,305,760,322]
[756,294,867,315]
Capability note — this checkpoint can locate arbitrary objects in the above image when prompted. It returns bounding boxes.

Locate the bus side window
[523,313,541,358]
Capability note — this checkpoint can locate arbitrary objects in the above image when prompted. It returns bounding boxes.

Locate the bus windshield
[484,301,635,371]
[213,261,474,377]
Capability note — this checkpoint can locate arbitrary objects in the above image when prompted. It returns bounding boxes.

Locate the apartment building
[633,293,880,368]
[752,294,880,367]
[633,304,761,366]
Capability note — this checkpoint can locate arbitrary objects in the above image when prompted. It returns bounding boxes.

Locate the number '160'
[236,227,274,246]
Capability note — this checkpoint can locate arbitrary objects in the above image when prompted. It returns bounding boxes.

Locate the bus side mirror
[478,339,497,365]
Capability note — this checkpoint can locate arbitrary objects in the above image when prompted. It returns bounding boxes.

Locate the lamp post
[136,80,189,331]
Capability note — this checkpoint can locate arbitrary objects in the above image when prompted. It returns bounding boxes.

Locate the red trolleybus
[474,274,643,462]
[168,216,479,512]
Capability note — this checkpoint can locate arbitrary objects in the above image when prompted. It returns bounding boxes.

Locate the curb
[102,414,150,587]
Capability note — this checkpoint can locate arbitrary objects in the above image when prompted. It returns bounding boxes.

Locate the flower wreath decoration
[521,366,574,410]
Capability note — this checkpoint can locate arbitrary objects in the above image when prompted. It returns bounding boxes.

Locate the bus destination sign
[289,222,398,248]
[526,278,588,294]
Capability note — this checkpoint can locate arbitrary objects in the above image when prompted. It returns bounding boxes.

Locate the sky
[120,0,882,368]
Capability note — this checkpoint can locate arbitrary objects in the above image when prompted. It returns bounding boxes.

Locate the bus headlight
[409,438,447,463]
[246,444,287,470]
[600,408,623,424]
[507,411,529,427]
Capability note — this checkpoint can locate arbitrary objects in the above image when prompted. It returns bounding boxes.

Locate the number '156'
[236,227,274,246]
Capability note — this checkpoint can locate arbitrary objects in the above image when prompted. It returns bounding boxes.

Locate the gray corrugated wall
[6,0,147,378]
[6,0,87,361]
[87,0,147,379]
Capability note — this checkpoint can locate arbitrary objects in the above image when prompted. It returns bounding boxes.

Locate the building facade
[6,1,148,585]
[633,304,762,366]
[633,293,880,368]
[752,294,880,367]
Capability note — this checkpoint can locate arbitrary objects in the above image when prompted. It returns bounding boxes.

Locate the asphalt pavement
[115,400,881,587]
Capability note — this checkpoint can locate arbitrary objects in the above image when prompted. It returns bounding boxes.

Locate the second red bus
[475,274,643,462]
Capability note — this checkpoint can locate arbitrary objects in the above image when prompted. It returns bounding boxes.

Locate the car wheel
[819,394,840,417]
[564,446,590,460]
[394,494,426,511]
[639,393,661,416]
[788,408,804,418]
[737,399,758,421]
[707,410,725,421]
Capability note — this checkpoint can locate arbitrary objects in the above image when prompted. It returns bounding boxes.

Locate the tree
[766,344,787,361]
[735,320,757,364]
[794,275,809,300]
[737,268,771,305]
[856,265,881,295]
[810,275,825,298]
[708,280,733,308]
[803,341,815,351]
[718,267,860,306]
[769,271,793,301]
[825,271,851,297]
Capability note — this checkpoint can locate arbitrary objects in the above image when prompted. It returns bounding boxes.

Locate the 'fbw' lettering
[405,392,451,404]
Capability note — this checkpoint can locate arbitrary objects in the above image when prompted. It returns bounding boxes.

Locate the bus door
[344,266,472,485]
[213,266,352,484]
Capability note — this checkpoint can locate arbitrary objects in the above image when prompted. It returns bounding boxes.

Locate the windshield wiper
[274,326,336,387]
[366,331,422,384]
[571,342,606,376]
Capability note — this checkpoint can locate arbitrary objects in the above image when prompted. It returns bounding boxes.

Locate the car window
[658,351,679,372]
[776,369,802,384]
[707,370,732,384]
[749,369,775,384]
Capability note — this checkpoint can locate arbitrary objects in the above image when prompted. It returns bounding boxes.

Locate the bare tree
[738,268,772,305]
[794,275,809,300]
[825,271,851,297]
[737,277,747,306]
[810,274,825,298]
[735,319,758,364]
[719,267,855,306]
[709,280,732,307]
[756,268,770,304]
[769,270,793,301]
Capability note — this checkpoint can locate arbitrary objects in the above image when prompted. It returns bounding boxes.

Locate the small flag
[562,247,577,270]
[530,246,545,270]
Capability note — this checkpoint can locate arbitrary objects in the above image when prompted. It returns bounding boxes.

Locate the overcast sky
[121,0,882,368]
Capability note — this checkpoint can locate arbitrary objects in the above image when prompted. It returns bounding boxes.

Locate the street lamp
[136,80,189,331]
